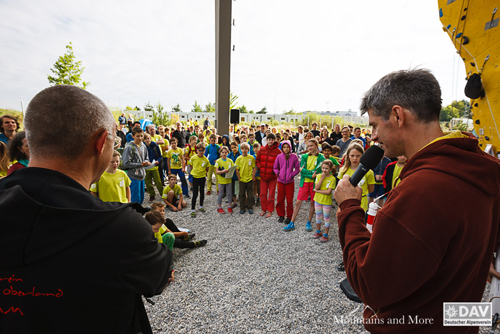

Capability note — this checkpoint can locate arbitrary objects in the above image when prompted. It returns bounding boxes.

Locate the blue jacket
[204,143,220,166]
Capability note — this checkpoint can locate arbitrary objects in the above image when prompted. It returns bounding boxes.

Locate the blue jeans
[130,179,145,204]
[170,168,189,195]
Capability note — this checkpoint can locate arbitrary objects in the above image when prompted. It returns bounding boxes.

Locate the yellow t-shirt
[305,155,320,182]
[214,158,234,185]
[392,163,404,189]
[188,155,210,178]
[235,154,255,183]
[90,169,131,203]
[339,167,375,211]
[167,147,184,169]
[162,184,182,200]
[160,139,170,158]
[151,134,163,144]
[155,224,168,243]
[313,174,337,205]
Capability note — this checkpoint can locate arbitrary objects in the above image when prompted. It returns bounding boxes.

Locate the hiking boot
[278,216,285,223]
[194,240,207,247]
[320,236,329,243]
[184,233,196,241]
[305,222,313,232]
[190,211,196,218]
[217,207,225,214]
[313,232,322,239]
[228,207,233,214]
[283,222,295,232]
[336,262,345,272]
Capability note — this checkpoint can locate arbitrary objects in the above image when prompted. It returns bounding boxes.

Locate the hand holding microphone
[334,145,385,206]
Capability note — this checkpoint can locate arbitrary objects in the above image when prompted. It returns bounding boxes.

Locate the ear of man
[95,130,110,155]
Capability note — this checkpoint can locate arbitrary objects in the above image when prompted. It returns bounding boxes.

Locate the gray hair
[360,69,442,122]
[25,85,115,160]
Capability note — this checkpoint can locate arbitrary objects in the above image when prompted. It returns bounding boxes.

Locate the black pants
[192,177,206,210]
[174,238,195,249]
[239,180,254,209]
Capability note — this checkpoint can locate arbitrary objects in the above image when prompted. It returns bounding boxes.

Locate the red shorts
[297,182,315,201]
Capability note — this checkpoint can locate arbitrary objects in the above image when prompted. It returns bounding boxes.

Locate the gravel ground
[143,178,496,334]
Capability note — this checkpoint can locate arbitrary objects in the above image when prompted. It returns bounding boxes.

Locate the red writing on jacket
[0,275,23,283]
[0,306,24,316]
[3,285,63,298]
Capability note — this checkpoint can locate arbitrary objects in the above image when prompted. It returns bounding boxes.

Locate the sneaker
[199,207,206,213]
[240,209,245,214]
[278,216,285,223]
[283,222,295,232]
[191,211,196,218]
[228,207,233,214]
[248,209,254,214]
[284,218,291,224]
[149,196,155,201]
[305,222,312,232]
[184,233,196,241]
[184,194,191,199]
[194,240,207,247]
[320,236,329,243]
[217,207,225,214]
[313,232,322,239]
[232,202,238,208]
[336,262,345,272]
[206,191,211,195]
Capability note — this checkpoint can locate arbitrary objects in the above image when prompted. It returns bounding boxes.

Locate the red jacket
[256,142,281,181]
[338,133,500,333]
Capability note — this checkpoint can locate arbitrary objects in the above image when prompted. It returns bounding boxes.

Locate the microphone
[349,145,385,186]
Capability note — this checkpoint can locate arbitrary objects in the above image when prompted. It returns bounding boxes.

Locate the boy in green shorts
[162,174,187,212]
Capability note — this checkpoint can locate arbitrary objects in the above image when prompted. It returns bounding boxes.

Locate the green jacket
[299,153,325,187]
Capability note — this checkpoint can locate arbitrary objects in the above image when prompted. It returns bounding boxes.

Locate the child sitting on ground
[91,150,131,203]
[151,203,207,248]
[312,160,336,243]
[162,174,187,212]
[215,146,235,214]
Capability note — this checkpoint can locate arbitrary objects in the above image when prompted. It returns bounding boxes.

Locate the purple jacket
[273,145,300,184]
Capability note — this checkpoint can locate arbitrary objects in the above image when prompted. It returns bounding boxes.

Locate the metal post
[215,0,232,137]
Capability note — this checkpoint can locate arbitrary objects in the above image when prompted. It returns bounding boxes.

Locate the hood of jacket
[402,132,500,197]
[222,135,230,146]
[0,168,149,268]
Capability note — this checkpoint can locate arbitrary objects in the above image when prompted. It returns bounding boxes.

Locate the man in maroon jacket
[256,133,281,217]
[334,69,500,333]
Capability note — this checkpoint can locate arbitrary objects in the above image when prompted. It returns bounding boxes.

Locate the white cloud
[0,0,466,113]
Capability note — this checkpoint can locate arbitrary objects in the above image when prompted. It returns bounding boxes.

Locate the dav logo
[443,302,492,327]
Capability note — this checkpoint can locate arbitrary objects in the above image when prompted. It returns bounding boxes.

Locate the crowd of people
[2,69,500,333]
[107,115,403,245]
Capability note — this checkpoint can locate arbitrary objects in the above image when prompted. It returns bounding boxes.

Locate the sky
[0,0,467,115]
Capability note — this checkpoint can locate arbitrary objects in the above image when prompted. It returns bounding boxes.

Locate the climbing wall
[438,0,500,157]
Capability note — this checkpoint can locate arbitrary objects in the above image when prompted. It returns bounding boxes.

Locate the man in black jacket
[0,85,173,334]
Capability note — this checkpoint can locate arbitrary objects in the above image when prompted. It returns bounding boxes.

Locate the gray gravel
[143,178,494,334]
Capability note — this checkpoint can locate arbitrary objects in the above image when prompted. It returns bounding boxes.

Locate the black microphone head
[360,145,385,170]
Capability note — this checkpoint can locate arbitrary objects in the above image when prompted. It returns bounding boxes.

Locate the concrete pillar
[215,0,232,136]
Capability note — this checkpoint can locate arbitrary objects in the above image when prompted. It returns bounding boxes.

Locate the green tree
[249,110,254,114]
[284,108,299,115]
[230,92,238,109]
[240,105,248,114]
[191,101,203,113]
[440,104,460,122]
[257,106,267,114]
[144,102,154,111]
[47,42,89,89]
[152,101,168,126]
[171,104,181,112]
[205,102,215,113]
